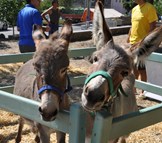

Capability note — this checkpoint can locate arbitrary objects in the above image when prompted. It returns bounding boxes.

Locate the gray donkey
[14,20,72,143]
[81,0,162,143]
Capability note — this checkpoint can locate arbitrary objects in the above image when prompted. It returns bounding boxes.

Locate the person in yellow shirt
[127,0,158,94]
[128,0,158,44]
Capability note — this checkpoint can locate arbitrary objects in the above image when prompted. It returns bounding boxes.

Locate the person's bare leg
[138,69,147,94]
[133,67,139,94]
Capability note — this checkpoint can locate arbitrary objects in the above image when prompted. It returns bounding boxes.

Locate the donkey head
[33,20,72,121]
[81,0,162,112]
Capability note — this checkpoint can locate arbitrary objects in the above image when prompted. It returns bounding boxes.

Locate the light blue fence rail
[1,48,162,143]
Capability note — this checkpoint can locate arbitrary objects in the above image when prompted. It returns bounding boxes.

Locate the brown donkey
[14,20,72,143]
[81,1,162,143]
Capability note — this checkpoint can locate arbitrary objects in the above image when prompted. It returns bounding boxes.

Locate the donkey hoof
[35,135,40,143]
[15,138,21,143]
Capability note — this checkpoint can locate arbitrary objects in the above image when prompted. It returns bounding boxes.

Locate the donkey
[13,20,72,143]
[81,1,162,143]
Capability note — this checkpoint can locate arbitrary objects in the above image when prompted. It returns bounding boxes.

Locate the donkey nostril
[85,86,89,96]
[38,107,43,114]
[53,110,58,116]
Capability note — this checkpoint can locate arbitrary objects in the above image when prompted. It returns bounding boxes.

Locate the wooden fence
[0,47,162,143]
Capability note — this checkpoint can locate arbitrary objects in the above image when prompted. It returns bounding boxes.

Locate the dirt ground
[0,35,162,143]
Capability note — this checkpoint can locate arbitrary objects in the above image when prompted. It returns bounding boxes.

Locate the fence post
[91,109,112,143]
[69,103,86,143]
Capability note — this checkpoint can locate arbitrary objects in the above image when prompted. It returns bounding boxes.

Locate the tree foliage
[154,0,162,15]
[122,0,162,16]
[122,0,136,14]
[40,0,75,12]
[41,0,74,10]
[59,0,74,8]
[40,0,51,12]
[0,0,25,27]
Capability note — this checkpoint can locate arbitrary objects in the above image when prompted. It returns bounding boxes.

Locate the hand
[126,37,130,43]
[46,25,50,32]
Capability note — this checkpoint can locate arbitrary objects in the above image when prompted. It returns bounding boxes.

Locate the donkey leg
[31,124,40,143]
[118,137,126,143]
[15,117,24,143]
[36,123,50,143]
[34,135,40,143]
[56,131,66,143]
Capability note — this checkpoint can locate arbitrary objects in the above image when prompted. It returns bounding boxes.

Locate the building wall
[111,0,126,14]
[90,0,126,14]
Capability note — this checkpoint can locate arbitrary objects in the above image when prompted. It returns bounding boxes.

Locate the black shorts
[134,64,146,70]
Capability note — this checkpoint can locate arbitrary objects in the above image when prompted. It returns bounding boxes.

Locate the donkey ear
[93,1,113,50]
[33,30,45,40]
[32,30,46,50]
[130,26,162,66]
[59,19,73,41]
[56,20,73,52]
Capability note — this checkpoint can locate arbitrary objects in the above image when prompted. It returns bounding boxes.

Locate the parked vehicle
[0,21,8,30]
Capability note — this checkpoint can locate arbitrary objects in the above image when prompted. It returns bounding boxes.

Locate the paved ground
[0,25,93,39]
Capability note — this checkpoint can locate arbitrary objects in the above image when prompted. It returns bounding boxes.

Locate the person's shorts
[134,63,146,70]
[49,23,59,35]
[19,45,36,53]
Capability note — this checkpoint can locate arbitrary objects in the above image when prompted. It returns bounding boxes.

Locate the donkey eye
[41,75,45,84]
[93,56,98,63]
[34,67,40,73]
[121,71,129,77]
[60,67,67,74]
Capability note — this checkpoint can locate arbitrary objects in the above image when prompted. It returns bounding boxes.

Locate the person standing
[41,0,62,35]
[127,0,158,94]
[17,0,49,53]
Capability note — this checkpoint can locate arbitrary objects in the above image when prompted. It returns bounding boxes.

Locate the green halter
[84,71,116,97]
[84,70,128,97]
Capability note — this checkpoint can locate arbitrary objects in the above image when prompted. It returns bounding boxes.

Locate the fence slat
[0,47,96,64]
[0,85,14,93]
[0,53,33,64]
[135,80,162,96]
[109,103,162,140]
[147,52,162,63]
[0,90,69,133]
[0,75,87,93]
[68,47,96,57]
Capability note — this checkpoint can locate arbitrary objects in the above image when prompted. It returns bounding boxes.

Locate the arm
[149,21,157,32]
[34,24,50,32]
[127,28,131,43]
[17,27,20,31]
[33,24,50,39]
[41,7,52,24]
[147,5,158,32]
[58,8,64,19]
